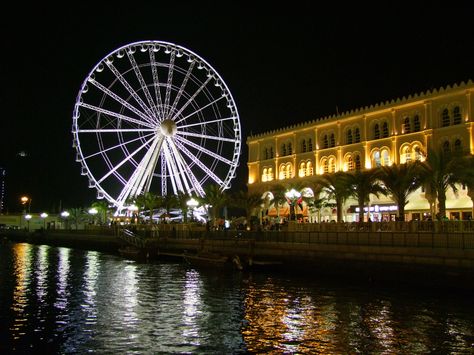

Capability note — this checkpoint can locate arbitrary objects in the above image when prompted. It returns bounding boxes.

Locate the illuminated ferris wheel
[72,40,241,212]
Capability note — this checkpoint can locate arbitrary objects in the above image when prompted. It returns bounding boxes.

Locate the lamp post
[187,197,199,222]
[40,212,48,230]
[285,189,301,221]
[61,211,70,230]
[25,214,32,232]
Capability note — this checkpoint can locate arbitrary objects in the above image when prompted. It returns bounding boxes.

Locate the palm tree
[421,148,474,219]
[315,172,352,222]
[229,190,263,228]
[91,200,110,225]
[198,184,227,227]
[378,163,423,221]
[346,169,385,222]
[69,207,84,230]
[269,184,288,222]
[176,191,191,223]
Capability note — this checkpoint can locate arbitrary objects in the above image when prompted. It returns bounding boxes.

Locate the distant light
[25,214,32,220]
[88,208,98,215]
[61,211,70,218]
[17,151,28,157]
[40,212,48,218]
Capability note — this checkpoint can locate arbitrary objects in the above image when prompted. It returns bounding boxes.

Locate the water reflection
[182,269,202,342]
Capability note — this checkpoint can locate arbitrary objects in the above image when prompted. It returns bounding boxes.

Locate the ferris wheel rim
[72,40,241,211]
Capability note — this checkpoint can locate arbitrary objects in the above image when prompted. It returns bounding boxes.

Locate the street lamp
[88,208,98,225]
[187,197,199,222]
[40,212,48,230]
[285,188,301,221]
[61,211,70,229]
[25,214,32,232]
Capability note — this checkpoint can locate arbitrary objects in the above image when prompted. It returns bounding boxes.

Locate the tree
[229,190,263,228]
[315,172,352,222]
[269,184,288,222]
[69,208,84,230]
[421,148,474,219]
[198,184,228,227]
[346,169,385,222]
[176,191,191,223]
[91,200,111,225]
[378,163,422,221]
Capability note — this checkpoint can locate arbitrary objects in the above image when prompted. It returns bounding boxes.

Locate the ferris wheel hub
[160,119,177,137]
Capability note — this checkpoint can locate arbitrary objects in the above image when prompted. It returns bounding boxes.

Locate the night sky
[2,2,474,213]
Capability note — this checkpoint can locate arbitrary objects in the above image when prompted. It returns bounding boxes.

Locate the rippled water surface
[1,242,474,354]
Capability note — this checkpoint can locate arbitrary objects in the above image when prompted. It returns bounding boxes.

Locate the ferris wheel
[72,40,241,212]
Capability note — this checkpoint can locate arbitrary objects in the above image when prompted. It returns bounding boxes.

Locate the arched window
[454,139,462,152]
[308,138,313,151]
[403,146,411,163]
[322,159,329,174]
[262,168,268,182]
[442,140,450,154]
[299,162,306,177]
[330,133,335,147]
[323,135,328,149]
[347,129,353,144]
[381,149,390,166]
[347,156,354,171]
[453,106,462,125]
[328,157,336,173]
[282,144,286,156]
[355,155,361,170]
[374,123,380,140]
[413,115,420,132]
[264,148,268,160]
[301,139,306,153]
[373,151,381,167]
[285,164,292,179]
[414,146,423,161]
[382,122,389,137]
[404,117,411,134]
[279,165,286,180]
[354,128,360,143]
[442,108,450,127]
[306,161,313,176]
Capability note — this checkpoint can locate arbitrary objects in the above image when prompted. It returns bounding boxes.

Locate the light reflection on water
[1,242,474,353]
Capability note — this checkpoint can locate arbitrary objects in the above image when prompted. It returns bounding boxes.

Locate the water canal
[1,242,473,353]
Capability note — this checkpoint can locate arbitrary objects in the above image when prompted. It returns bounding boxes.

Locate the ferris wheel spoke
[175,135,233,165]
[176,130,239,143]
[89,79,154,125]
[149,49,166,120]
[174,96,225,124]
[166,139,193,194]
[127,51,161,120]
[162,141,181,194]
[171,75,213,121]
[82,132,156,160]
[97,135,156,184]
[106,61,156,120]
[79,102,155,128]
[160,154,167,196]
[168,60,195,119]
[178,116,237,129]
[173,139,224,186]
[115,135,164,205]
[167,138,205,196]
[78,128,156,133]
[163,51,176,117]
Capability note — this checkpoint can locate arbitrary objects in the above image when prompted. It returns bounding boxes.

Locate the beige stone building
[247,80,474,223]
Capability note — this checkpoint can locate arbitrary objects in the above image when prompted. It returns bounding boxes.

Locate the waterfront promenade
[2,220,474,288]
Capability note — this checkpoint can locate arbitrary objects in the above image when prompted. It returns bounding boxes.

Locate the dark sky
[2,2,474,212]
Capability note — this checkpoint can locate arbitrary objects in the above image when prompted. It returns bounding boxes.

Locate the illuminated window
[328,157,336,173]
[330,133,335,147]
[322,159,329,174]
[354,128,360,143]
[382,122,389,137]
[414,146,423,161]
[404,146,411,163]
[285,163,292,178]
[374,123,380,139]
[442,108,450,127]
[373,151,381,167]
[453,106,462,125]
[355,155,361,170]
[382,149,390,165]
[347,156,354,171]
[299,162,306,177]
[262,168,268,182]
[306,161,313,176]
[404,117,411,133]
[308,138,313,151]
[413,115,420,132]
[268,167,273,180]
[347,129,353,144]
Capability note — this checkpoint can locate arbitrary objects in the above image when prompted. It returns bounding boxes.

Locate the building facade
[247,81,474,223]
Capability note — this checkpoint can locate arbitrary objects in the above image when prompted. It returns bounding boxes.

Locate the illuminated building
[247,80,474,222]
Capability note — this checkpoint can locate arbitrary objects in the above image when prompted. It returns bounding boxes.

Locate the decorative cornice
[247,79,473,141]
